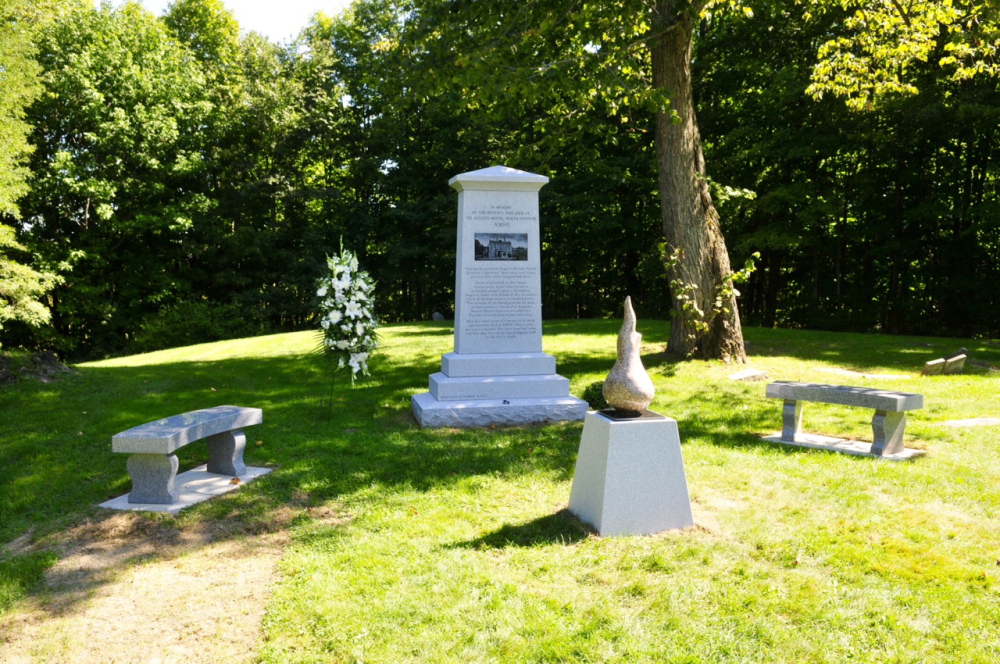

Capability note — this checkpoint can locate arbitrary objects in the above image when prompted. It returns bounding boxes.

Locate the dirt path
[0,506,316,663]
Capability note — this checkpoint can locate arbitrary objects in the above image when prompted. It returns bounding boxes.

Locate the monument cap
[449,165,549,192]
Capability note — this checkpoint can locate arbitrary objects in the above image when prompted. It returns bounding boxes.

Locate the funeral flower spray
[316,247,379,381]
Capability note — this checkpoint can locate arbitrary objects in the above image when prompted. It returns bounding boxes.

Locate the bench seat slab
[765,382,923,412]
[112,405,263,455]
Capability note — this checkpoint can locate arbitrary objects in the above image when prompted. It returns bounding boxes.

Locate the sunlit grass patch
[2,321,1000,660]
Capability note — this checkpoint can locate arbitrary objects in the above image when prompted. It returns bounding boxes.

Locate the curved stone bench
[112,405,263,504]
[765,382,923,458]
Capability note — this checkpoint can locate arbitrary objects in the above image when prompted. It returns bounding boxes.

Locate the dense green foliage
[0,0,67,345]
[698,2,1000,336]
[0,0,41,217]
[0,224,60,347]
[0,0,996,357]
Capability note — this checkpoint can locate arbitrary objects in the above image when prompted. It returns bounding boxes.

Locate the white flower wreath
[316,247,379,380]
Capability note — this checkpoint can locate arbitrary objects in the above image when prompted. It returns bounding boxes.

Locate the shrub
[132,301,265,353]
[581,380,609,410]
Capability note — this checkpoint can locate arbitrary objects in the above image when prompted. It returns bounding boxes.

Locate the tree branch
[889,0,912,27]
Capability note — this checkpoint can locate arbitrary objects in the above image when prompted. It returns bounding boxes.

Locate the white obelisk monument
[411,166,588,427]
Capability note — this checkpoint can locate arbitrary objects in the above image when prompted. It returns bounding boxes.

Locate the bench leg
[127,454,179,504]
[206,428,247,476]
[871,411,906,456]
[781,400,803,441]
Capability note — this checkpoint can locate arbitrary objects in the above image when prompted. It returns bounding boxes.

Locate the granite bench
[765,382,923,457]
[112,405,263,504]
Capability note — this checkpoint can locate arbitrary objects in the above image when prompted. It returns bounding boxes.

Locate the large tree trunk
[650,2,746,363]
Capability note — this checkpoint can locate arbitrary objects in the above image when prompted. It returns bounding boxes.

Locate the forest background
[1,0,998,360]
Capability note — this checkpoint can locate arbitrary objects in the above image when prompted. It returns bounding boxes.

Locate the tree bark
[650,1,746,363]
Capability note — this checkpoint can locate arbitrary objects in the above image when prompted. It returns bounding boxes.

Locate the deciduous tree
[0,0,41,217]
[809,0,999,109]
[18,1,212,354]
[0,224,60,349]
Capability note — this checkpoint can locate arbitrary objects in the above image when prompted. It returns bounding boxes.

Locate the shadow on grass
[0,346,592,616]
[551,350,680,381]
[743,326,999,371]
[8,319,973,617]
[0,550,59,618]
[550,316,998,372]
[0,493,307,624]
[448,509,592,550]
[542,318,670,343]
[384,323,455,338]
[548,319,999,377]
[672,390,779,450]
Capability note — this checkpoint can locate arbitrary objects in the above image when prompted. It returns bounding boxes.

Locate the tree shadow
[742,326,999,371]
[668,390,778,450]
[448,509,592,550]
[9,319,971,618]
[550,348,680,381]
[0,345,593,616]
[542,318,670,345]
[642,351,682,376]
[384,323,454,337]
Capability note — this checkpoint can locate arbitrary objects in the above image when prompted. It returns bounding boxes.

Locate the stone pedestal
[568,410,694,536]
[411,166,586,427]
[126,453,180,504]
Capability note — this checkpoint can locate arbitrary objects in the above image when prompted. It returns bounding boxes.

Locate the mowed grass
[2,320,1000,662]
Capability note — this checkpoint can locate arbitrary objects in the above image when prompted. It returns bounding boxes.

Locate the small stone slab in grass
[729,368,768,382]
[100,465,272,514]
[939,417,1000,428]
[761,432,925,461]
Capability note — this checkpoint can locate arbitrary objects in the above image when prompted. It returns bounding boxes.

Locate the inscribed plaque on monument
[454,187,543,354]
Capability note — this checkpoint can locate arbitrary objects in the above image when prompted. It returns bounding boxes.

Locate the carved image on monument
[474,233,529,261]
[410,165,588,428]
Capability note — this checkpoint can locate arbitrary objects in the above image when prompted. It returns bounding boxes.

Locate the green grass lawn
[2,320,999,662]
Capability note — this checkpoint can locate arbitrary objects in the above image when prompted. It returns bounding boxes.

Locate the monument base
[411,392,587,428]
[441,352,555,377]
[568,410,694,537]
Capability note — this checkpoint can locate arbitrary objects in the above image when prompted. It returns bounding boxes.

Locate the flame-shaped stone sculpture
[603,296,656,414]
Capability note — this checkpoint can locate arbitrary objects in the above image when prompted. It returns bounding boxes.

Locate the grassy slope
[1,320,999,662]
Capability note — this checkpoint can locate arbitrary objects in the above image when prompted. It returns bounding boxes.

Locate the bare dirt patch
[0,503,335,663]
[690,489,745,537]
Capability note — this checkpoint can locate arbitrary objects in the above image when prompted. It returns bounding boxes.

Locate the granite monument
[411,166,587,427]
